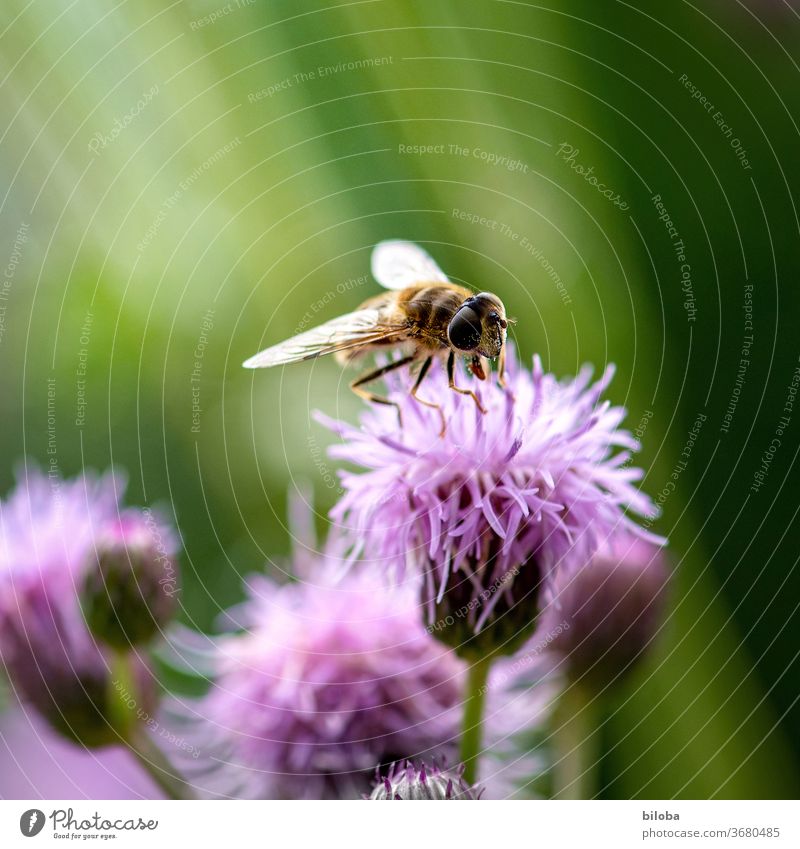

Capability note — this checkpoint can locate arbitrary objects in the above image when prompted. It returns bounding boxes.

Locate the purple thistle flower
[317,345,664,655]
[0,465,157,745]
[179,563,555,799]
[368,760,481,800]
[538,533,669,687]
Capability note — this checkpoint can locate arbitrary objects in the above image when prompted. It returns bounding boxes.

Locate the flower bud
[0,581,155,747]
[540,535,668,687]
[369,761,480,800]
[82,511,179,649]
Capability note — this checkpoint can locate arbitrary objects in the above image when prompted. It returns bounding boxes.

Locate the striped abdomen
[396,284,471,347]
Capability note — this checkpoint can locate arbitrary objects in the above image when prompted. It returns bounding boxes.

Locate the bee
[243,240,511,432]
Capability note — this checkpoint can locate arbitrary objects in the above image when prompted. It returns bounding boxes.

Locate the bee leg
[410,356,447,437]
[350,355,416,428]
[496,344,515,399]
[447,351,487,414]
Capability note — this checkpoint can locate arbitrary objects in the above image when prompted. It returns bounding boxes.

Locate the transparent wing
[371,240,449,290]
[242,309,404,368]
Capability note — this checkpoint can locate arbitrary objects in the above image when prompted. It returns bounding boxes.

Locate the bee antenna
[506,316,518,326]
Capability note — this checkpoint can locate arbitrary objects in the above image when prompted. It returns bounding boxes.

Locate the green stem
[108,649,137,736]
[128,725,197,800]
[460,655,493,786]
[108,650,195,800]
[552,683,597,800]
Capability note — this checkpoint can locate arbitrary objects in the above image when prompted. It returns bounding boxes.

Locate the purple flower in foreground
[0,466,157,745]
[318,345,663,655]
[369,760,480,800]
[538,534,669,687]
[182,564,555,799]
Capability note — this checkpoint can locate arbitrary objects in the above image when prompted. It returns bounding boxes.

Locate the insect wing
[371,240,449,290]
[242,309,403,368]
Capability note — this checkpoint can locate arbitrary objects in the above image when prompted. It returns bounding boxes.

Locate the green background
[1,0,798,798]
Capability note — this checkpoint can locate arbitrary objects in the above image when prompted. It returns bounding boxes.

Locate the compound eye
[447,306,482,351]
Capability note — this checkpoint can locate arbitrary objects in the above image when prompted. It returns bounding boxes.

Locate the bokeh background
[1,0,799,798]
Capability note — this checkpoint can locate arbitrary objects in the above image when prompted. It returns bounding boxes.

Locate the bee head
[448,292,508,358]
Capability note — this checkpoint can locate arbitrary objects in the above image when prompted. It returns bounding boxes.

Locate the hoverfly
[243,240,511,432]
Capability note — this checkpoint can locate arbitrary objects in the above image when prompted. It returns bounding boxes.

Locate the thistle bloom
[0,465,159,746]
[368,760,480,800]
[182,564,554,799]
[538,534,669,687]
[318,345,663,655]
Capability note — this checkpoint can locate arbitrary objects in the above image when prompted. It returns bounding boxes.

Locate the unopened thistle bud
[369,761,480,800]
[540,535,669,687]
[82,510,179,649]
[0,576,156,747]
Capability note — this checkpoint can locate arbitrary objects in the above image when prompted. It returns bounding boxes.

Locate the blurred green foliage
[1,0,798,798]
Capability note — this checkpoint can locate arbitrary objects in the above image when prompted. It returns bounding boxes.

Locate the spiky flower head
[183,561,555,799]
[82,509,179,649]
[318,345,663,658]
[539,533,669,687]
[368,760,480,800]
[192,567,462,799]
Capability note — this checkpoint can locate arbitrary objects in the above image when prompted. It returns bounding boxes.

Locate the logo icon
[19,809,46,837]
